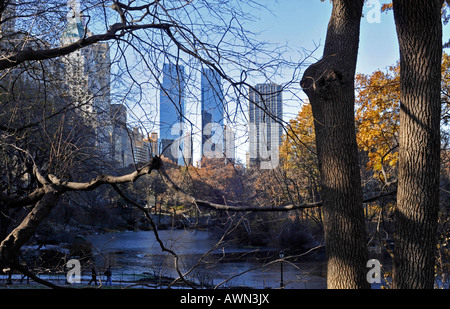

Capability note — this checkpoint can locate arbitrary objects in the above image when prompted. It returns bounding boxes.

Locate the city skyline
[158,65,284,168]
[111,1,409,168]
[7,1,437,170]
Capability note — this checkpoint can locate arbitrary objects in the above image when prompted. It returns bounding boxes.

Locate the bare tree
[0,0,298,288]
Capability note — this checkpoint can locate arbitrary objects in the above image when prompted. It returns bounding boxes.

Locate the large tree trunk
[392,0,442,289]
[301,0,369,289]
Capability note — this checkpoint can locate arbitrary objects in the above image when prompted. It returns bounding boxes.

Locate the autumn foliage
[279,104,320,205]
[280,53,450,215]
[355,64,400,181]
[355,53,450,180]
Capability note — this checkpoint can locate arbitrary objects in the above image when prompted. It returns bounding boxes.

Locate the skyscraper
[248,83,283,169]
[146,132,159,157]
[159,63,191,165]
[110,104,132,167]
[131,127,152,165]
[61,0,110,113]
[61,0,111,156]
[224,124,236,164]
[201,68,224,160]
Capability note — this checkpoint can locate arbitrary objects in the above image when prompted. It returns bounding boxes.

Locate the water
[86,229,327,289]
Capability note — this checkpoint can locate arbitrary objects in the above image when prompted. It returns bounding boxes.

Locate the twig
[110,183,195,289]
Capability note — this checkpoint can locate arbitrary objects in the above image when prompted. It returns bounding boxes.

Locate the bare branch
[11,262,73,290]
[0,187,45,208]
[0,22,171,71]
[47,156,163,191]
[110,182,195,289]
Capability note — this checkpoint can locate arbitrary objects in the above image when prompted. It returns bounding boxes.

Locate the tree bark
[392,0,442,289]
[301,0,369,289]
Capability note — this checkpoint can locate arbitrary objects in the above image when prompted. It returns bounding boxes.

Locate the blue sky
[234,1,402,124]
[251,1,400,81]
[227,0,450,164]
[124,1,447,165]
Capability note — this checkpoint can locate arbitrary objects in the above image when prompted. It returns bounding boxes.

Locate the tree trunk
[301,0,369,289]
[392,0,442,289]
[0,186,61,269]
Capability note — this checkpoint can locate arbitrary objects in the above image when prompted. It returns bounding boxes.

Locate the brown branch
[0,158,162,270]
[48,156,162,191]
[114,1,159,12]
[362,189,397,204]
[1,156,162,210]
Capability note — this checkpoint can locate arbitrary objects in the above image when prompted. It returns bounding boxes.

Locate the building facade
[61,0,112,157]
[146,132,159,157]
[248,83,283,169]
[159,63,191,165]
[201,68,224,160]
[224,125,235,163]
[131,127,152,165]
[110,104,132,167]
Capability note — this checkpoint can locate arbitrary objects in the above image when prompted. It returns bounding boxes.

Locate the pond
[86,229,327,289]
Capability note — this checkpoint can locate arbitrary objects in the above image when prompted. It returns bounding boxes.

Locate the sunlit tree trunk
[392,0,442,289]
[301,0,370,289]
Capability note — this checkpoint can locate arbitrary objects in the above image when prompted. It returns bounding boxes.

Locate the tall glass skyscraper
[248,83,283,168]
[160,63,191,165]
[201,68,224,159]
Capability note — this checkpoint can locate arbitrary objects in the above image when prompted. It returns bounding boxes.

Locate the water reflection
[86,229,327,289]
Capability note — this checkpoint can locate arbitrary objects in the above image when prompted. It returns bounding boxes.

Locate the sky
[250,1,401,96]
[120,1,448,165]
[216,1,403,164]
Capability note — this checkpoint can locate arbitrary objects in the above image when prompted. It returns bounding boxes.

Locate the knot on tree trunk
[150,155,163,171]
[301,64,346,99]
